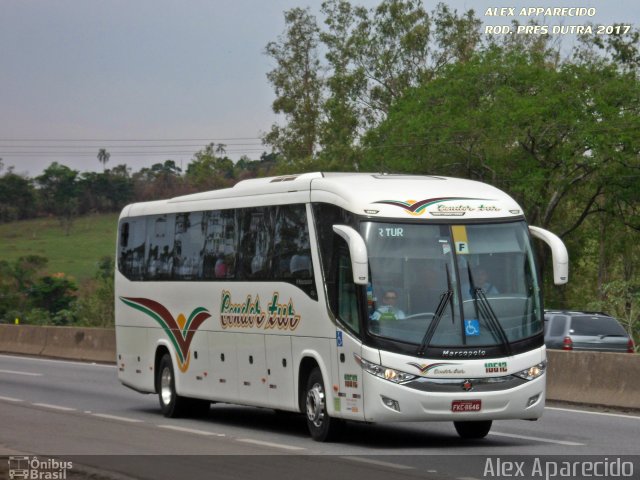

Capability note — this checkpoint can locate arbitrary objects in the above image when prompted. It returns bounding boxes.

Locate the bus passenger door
[335,249,365,420]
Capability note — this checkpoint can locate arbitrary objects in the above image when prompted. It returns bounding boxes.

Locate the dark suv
[544,311,635,353]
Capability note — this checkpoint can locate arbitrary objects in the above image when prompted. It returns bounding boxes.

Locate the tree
[185,143,236,190]
[362,46,640,308]
[320,1,482,131]
[265,7,323,167]
[97,148,111,172]
[36,162,80,235]
[363,47,640,231]
[0,169,36,222]
[264,1,484,171]
[317,0,367,170]
[133,160,189,200]
[28,273,78,319]
[215,143,227,155]
[74,256,115,327]
[0,256,48,323]
[575,25,640,73]
[77,165,133,214]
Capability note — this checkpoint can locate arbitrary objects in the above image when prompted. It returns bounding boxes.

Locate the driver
[371,289,406,321]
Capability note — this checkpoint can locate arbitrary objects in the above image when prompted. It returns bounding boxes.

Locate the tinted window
[238,207,273,280]
[312,203,358,322]
[118,218,146,280]
[272,204,315,298]
[570,316,627,336]
[173,212,206,280]
[549,316,567,336]
[117,205,317,299]
[145,214,175,280]
[337,243,359,334]
[203,210,236,280]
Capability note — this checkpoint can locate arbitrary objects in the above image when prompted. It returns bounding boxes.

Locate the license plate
[451,399,482,412]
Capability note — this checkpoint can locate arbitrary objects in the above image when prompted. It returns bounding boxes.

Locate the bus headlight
[354,354,416,384]
[513,361,547,381]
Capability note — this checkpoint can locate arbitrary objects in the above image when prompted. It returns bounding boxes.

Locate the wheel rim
[306,382,325,428]
[160,366,173,406]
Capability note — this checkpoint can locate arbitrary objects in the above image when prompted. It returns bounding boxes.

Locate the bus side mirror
[333,225,369,285]
[529,226,569,285]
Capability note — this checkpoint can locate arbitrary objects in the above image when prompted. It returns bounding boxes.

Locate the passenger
[476,267,499,294]
[290,254,311,278]
[371,289,406,321]
[214,258,227,278]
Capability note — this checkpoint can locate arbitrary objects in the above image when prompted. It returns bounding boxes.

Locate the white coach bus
[115,172,568,441]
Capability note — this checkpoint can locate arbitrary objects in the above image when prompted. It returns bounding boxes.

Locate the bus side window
[237,207,273,280]
[120,222,129,247]
[337,243,360,335]
[118,219,146,280]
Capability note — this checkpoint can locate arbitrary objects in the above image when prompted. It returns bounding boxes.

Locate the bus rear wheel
[305,368,343,442]
[454,420,492,439]
[157,353,189,418]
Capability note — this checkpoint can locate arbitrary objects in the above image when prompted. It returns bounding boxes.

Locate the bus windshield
[361,221,542,349]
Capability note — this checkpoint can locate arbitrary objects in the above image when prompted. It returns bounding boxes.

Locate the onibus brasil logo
[120,297,211,372]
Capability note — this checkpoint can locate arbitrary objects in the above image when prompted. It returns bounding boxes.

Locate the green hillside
[0,213,119,281]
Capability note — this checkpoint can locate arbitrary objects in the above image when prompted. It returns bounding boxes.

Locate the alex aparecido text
[483,457,634,480]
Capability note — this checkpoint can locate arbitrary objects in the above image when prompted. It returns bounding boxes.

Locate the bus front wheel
[305,368,343,442]
[157,353,189,417]
[453,420,492,439]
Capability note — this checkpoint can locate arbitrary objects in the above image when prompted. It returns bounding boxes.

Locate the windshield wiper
[417,266,454,356]
[416,290,451,356]
[467,263,512,356]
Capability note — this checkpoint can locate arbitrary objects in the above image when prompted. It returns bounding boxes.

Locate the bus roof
[121,172,524,221]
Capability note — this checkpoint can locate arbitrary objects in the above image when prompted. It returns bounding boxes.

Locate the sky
[1,0,638,177]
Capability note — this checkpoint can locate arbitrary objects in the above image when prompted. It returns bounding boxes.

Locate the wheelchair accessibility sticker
[464,319,480,336]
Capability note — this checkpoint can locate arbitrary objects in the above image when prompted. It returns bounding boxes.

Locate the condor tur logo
[374,197,489,217]
[120,297,211,372]
[407,362,465,375]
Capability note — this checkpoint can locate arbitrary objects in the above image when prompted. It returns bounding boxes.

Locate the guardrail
[0,324,115,363]
[0,325,637,410]
[546,349,639,410]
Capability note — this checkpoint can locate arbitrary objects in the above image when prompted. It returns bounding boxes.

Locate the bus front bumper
[362,372,546,423]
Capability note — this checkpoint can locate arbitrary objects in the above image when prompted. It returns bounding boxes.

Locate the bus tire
[305,367,343,442]
[157,353,189,418]
[453,420,492,439]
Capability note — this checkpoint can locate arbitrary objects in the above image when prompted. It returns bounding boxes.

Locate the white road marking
[158,425,225,437]
[0,395,23,402]
[0,354,115,368]
[491,431,584,446]
[546,406,640,420]
[236,438,305,451]
[341,456,414,470]
[32,403,77,412]
[93,413,144,423]
[0,369,42,376]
